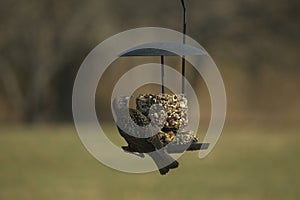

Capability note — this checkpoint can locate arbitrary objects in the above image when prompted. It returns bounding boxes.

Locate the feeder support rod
[181,0,187,94]
[161,56,165,94]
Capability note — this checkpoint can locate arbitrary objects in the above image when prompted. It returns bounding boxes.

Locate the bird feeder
[115,0,210,154]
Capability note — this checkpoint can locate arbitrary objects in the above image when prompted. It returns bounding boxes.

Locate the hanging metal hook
[181,0,187,94]
[181,0,187,40]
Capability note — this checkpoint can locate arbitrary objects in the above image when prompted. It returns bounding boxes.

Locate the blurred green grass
[0,124,299,200]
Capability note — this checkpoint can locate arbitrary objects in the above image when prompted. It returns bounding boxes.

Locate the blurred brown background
[0,0,299,125]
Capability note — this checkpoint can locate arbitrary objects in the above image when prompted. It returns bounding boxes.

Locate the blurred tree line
[0,0,299,124]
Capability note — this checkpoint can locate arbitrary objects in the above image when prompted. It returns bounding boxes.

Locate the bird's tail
[148,150,179,175]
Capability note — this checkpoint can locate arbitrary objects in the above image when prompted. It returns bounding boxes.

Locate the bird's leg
[147,134,164,149]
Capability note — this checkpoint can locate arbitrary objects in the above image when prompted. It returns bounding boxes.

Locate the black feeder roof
[120,42,208,57]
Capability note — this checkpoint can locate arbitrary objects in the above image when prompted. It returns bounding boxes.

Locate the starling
[113,96,179,175]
